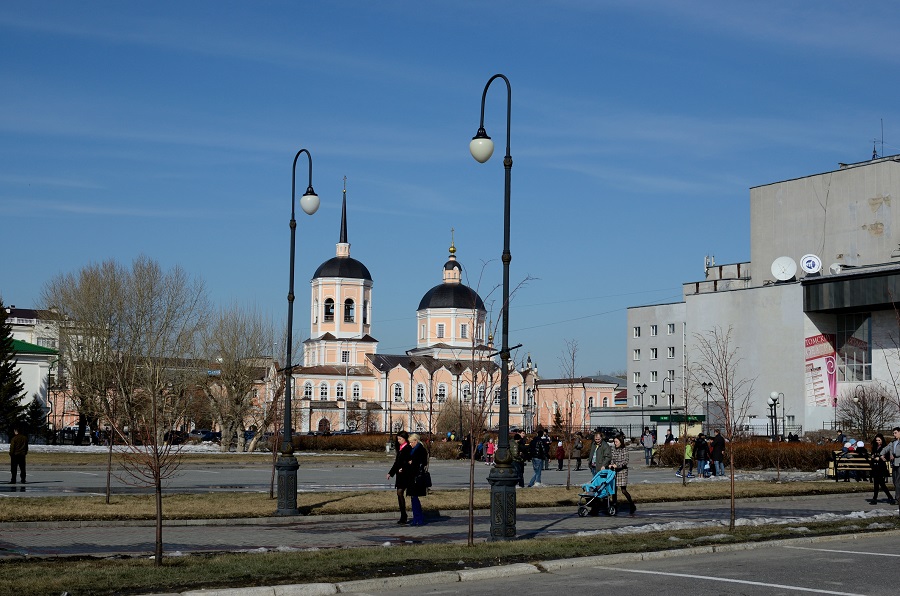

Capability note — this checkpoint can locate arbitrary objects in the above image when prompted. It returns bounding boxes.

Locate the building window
[526,388,534,405]
[336,382,344,399]
[437,384,447,403]
[393,383,404,402]
[420,324,425,340]
[511,387,518,405]
[324,298,335,322]
[836,313,872,381]
[650,325,657,336]
[633,371,641,383]
[463,383,472,404]
[651,394,658,406]
[352,383,361,399]
[478,385,486,404]
[460,323,468,339]
[668,394,674,405]
[437,323,445,339]
[363,300,369,325]
[650,371,658,382]
[633,349,640,361]
[304,382,313,398]
[319,382,328,400]
[667,346,675,359]
[668,323,675,335]
[416,384,426,403]
[633,394,640,406]
[37,337,57,349]
[602,396,608,407]
[650,348,658,360]
[494,387,501,404]
[341,350,350,363]
[344,298,355,323]
[668,370,675,381]
[588,396,594,408]
[633,326,641,338]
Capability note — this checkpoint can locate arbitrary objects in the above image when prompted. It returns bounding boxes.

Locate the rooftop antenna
[873,118,885,159]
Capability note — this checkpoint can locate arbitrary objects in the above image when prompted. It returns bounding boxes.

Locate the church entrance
[317,418,331,434]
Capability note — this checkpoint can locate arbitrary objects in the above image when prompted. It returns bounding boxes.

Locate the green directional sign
[649,414,705,423]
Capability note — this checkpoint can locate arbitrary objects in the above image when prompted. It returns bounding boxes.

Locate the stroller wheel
[607,503,618,516]
[577,505,589,517]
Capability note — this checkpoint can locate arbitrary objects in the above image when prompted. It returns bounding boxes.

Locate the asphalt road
[0,449,820,498]
[339,532,900,596]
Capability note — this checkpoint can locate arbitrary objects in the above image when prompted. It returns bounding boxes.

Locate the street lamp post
[661,376,674,439]
[701,382,712,434]
[275,148,320,516]
[767,391,781,441]
[470,73,517,540]
[635,383,647,436]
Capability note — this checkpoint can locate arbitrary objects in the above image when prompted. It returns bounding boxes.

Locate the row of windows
[632,370,676,384]
[392,383,534,406]
[316,298,369,324]
[302,381,362,400]
[632,347,676,360]
[420,322,478,340]
[630,394,674,406]
[633,323,676,338]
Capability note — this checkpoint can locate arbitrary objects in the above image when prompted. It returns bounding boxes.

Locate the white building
[628,154,900,436]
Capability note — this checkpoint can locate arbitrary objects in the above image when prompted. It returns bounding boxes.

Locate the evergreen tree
[0,299,26,434]
[24,398,47,437]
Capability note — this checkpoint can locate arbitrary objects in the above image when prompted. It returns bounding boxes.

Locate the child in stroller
[577,468,617,517]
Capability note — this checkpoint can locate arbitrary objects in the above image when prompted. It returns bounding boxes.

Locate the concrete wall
[750,157,900,285]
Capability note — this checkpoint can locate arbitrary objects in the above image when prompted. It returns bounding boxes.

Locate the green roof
[12,339,58,356]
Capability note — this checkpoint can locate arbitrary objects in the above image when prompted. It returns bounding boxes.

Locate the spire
[339,175,348,244]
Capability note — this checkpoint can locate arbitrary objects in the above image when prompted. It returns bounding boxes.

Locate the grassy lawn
[0,480,874,522]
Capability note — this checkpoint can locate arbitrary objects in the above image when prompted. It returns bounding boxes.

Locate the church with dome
[283,186,542,436]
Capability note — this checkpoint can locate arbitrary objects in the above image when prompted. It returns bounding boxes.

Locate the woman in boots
[870,433,896,505]
[386,431,412,524]
[610,433,636,516]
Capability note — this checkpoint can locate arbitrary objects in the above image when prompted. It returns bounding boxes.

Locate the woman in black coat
[870,433,896,505]
[406,433,430,525]
[386,431,412,524]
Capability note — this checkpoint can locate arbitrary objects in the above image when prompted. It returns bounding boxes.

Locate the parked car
[163,430,188,445]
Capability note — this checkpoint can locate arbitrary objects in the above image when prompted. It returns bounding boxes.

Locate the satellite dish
[800,254,822,274]
[829,262,843,275]
[771,256,797,281]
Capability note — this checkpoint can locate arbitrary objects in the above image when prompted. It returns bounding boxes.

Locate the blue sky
[3,2,900,377]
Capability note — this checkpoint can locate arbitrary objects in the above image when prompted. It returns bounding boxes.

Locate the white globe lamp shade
[470,136,494,163]
[300,190,320,215]
[769,391,779,400]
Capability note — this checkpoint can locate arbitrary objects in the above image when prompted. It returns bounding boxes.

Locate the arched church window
[602,396,608,407]
[393,383,404,402]
[526,388,534,406]
[344,298,355,323]
[478,385,485,404]
[336,382,344,399]
[462,384,471,403]
[324,298,334,322]
[494,388,501,404]
[511,387,518,405]
[303,382,313,399]
[437,384,447,403]
[363,300,368,325]
[416,383,426,403]
[588,396,594,408]
[352,383,361,399]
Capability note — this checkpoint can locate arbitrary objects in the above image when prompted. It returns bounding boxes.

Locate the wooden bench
[827,450,873,482]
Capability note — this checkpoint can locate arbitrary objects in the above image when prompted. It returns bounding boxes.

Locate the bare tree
[200,304,273,452]
[558,339,578,490]
[692,325,755,531]
[43,255,209,565]
[837,383,895,439]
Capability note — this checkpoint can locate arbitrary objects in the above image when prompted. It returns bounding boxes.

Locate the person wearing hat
[853,440,869,482]
[880,427,900,514]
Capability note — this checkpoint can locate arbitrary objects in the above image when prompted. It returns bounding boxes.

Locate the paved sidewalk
[1,492,896,559]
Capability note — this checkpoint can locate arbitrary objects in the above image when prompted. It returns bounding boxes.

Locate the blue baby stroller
[577,469,617,517]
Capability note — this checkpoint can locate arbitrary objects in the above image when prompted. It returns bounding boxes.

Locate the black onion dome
[444,259,461,271]
[417,283,485,311]
[313,256,372,281]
